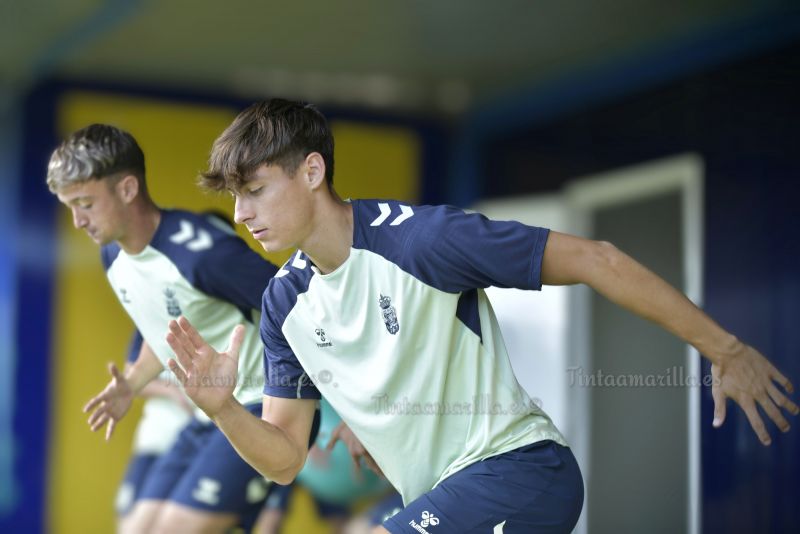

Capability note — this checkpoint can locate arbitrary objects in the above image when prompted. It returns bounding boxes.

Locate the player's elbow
[595,240,620,261]
[267,448,307,485]
[591,240,624,277]
[270,471,297,486]
[269,461,303,485]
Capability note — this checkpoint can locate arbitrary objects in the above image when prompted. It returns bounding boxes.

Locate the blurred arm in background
[83,340,165,440]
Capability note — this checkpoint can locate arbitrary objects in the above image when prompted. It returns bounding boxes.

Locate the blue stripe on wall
[0,84,60,532]
[0,100,22,520]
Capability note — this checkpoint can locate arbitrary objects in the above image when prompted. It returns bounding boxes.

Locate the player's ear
[304,152,327,191]
[116,174,140,204]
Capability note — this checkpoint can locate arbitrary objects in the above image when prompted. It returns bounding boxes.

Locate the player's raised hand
[82,362,134,441]
[711,342,798,445]
[166,316,243,417]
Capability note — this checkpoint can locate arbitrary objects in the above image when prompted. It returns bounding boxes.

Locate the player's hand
[165,316,242,418]
[711,342,798,445]
[307,444,331,468]
[327,421,384,479]
[82,362,134,441]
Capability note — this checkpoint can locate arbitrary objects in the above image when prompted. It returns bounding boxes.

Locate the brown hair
[201,99,334,192]
[47,124,146,193]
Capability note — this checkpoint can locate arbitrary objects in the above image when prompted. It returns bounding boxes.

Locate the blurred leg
[152,502,237,534]
[121,499,164,534]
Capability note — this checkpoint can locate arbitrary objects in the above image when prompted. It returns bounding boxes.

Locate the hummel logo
[409,510,440,533]
[314,328,332,348]
[169,220,213,251]
[276,251,307,278]
[119,288,131,304]
[421,511,439,528]
[370,203,414,226]
[192,477,221,506]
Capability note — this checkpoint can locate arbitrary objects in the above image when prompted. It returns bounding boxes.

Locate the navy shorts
[369,491,405,526]
[237,481,295,530]
[312,494,350,519]
[137,403,271,517]
[384,441,584,534]
[116,453,159,516]
[260,481,350,518]
[263,482,294,512]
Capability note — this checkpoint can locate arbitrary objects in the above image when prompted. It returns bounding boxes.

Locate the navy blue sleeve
[260,289,321,400]
[193,237,279,313]
[126,330,143,364]
[401,204,550,293]
[100,243,121,271]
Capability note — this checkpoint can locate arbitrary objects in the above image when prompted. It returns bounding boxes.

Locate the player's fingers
[741,399,772,445]
[350,452,365,482]
[90,412,109,433]
[757,394,791,433]
[326,424,343,451]
[767,383,800,416]
[226,325,245,362]
[365,455,384,478]
[105,418,116,441]
[770,365,795,395]
[108,362,122,381]
[712,382,727,428]
[83,394,104,413]
[168,335,195,373]
[167,358,188,386]
[87,403,107,427]
[178,316,206,352]
[166,325,196,363]
[168,320,197,356]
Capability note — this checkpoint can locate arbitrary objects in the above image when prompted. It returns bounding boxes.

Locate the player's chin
[259,237,291,254]
[92,233,112,246]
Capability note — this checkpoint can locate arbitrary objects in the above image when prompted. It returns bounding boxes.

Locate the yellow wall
[48,91,419,533]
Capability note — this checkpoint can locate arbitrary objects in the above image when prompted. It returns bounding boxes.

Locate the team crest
[164,288,182,317]
[379,294,399,335]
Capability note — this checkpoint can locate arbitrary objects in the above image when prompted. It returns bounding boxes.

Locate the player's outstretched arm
[82,340,164,440]
[166,317,316,484]
[541,231,798,445]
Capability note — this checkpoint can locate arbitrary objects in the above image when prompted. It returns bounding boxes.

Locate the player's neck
[301,192,353,275]
[117,200,161,255]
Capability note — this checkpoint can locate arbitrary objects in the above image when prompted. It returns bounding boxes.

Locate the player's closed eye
[248,187,263,197]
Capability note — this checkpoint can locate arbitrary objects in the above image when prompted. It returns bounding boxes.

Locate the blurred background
[1,1,799,532]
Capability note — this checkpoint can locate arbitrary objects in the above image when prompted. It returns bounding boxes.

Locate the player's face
[233,163,314,253]
[56,179,126,245]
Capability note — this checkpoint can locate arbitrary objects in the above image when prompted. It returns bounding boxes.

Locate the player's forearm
[125,342,165,393]
[137,378,187,405]
[211,397,306,484]
[576,240,740,364]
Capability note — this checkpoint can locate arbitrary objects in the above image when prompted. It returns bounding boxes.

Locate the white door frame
[564,153,704,534]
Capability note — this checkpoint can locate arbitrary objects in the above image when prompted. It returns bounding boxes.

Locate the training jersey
[103,209,277,411]
[125,331,191,455]
[262,199,567,504]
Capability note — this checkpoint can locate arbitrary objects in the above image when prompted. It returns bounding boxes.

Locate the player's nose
[72,209,88,229]
[233,196,253,225]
